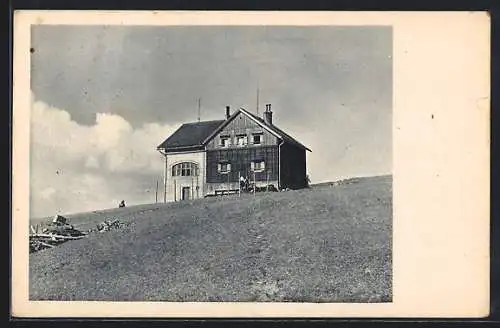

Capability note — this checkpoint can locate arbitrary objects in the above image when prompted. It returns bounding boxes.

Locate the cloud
[30,93,177,218]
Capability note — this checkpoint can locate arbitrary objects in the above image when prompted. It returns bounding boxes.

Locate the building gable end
[202,108,282,146]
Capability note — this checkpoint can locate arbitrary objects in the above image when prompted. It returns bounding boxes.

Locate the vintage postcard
[12,11,490,318]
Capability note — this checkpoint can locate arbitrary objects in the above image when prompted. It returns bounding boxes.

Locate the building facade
[157,104,311,201]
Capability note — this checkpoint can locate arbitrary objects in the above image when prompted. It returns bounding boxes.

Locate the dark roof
[157,120,225,151]
[240,109,312,152]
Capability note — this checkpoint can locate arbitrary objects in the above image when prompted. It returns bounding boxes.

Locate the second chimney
[225,106,230,119]
[264,103,273,125]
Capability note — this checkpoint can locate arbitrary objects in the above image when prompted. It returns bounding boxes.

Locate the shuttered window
[251,160,265,172]
[235,134,248,147]
[220,136,231,148]
[218,162,231,174]
[252,134,262,145]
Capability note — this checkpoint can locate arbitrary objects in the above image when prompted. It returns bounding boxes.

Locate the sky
[30,25,392,218]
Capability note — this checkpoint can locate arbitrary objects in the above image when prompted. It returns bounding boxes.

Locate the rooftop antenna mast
[256,87,260,115]
[197,97,201,122]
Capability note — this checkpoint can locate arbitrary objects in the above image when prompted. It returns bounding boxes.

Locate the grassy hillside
[29,175,392,302]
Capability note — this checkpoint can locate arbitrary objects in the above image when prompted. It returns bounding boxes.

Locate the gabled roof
[202,108,312,152]
[241,108,312,152]
[157,120,225,151]
[157,108,311,153]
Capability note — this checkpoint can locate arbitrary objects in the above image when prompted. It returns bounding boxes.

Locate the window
[235,134,248,147]
[252,133,262,145]
[251,160,265,172]
[220,135,231,148]
[218,162,231,174]
[172,162,199,177]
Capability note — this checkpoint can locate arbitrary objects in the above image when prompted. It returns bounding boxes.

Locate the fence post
[266,170,269,192]
[155,180,159,203]
[253,170,256,196]
[163,154,167,203]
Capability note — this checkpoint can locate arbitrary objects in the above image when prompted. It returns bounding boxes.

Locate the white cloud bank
[29,92,178,218]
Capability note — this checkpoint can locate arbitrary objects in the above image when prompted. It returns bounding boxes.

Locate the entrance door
[181,187,191,200]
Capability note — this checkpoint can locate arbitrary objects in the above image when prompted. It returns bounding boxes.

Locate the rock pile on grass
[93,218,128,233]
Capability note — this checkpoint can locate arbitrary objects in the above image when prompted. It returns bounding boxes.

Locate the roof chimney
[225,106,230,119]
[264,103,273,125]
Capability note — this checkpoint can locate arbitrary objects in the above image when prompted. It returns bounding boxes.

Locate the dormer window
[220,135,231,148]
[236,134,248,147]
[252,133,262,145]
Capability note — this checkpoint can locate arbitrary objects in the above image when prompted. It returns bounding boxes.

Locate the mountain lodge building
[157,104,311,201]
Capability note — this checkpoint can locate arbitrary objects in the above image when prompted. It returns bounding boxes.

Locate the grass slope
[29,175,392,302]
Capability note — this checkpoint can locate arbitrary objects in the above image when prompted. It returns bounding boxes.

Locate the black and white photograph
[27,23,393,303]
[12,11,489,318]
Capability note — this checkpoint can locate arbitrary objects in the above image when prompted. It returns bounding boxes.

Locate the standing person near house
[240,175,248,192]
